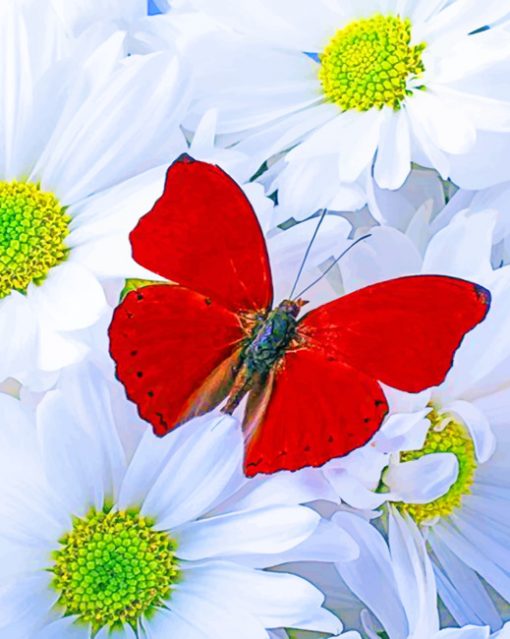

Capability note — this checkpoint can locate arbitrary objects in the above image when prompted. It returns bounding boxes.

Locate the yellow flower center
[51,506,179,633]
[396,409,477,525]
[0,181,70,298]
[319,14,426,111]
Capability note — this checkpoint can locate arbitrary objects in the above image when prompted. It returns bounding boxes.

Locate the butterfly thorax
[244,299,304,374]
[223,299,306,415]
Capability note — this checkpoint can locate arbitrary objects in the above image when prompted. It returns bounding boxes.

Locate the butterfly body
[223,299,306,414]
[243,299,305,375]
[109,155,491,476]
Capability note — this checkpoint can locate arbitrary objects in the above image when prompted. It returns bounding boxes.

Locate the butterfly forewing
[298,275,491,393]
[130,154,273,314]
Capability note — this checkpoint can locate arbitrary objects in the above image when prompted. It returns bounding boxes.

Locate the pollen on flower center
[319,14,426,111]
[0,180,70,298]
[396,409,477,525]
[50,506,180,632]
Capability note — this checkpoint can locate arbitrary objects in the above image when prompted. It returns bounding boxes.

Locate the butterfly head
[278,298,308,319]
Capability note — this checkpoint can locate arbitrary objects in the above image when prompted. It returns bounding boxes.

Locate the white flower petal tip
[385,453,459,504]
[443,401,496,463]
[375,409,432,454]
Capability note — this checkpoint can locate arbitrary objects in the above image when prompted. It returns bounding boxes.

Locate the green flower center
[396,409,477,525]
[319,14,426,111]
[0,181,70,298]
[51,506,179,632]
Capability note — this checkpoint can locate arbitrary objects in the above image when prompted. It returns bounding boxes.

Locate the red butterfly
[109,155,490,477]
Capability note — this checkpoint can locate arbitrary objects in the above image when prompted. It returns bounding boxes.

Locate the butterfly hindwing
[299,275,491,393]
[109,284,245,436]
[243,346,388,476]
[130,155,273,314]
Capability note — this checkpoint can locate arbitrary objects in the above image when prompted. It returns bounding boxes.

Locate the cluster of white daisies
[2,0,510,638]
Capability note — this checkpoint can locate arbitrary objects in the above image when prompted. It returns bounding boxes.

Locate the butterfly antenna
[294,234,372,299]
[289,209,328,300]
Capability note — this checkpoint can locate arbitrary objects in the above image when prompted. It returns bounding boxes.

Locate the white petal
[268,215,352,310]
[187,31,322,135]
[29,262,106,331]
[375,409,432,454]
[37,390,105,515]
[385,453,459,504]
[32,617,86,639]
[119,414,244,526]
[144,606,210,639]
[68,166,167,278]
[325,469,387,510]
[235,102,339,178]
[34,53,189,204]
[434,520,510,602]
[494,623,510,639]
[406,96,451,177]
[0,3,33,178]
[420,0,510,47]
[333,511,409,639]
[50,0,145,35]
[274,156,362,222]
[374,110,412,189]
[428,531,502,628]
[408,90,477,155]
[144,416,244,529]
[35,318,89,373]
[444,401,496,463]
[437,628,490,639]
[292,111,383,183]
[176,505,319,561]
[448,131,510,190]
[422,209,498,281]
[56,361,127,498]
[340,226,421,293]
[181,560,342,635]
[369,165,444,233]
[214,517,359,568]
[0,573,57,639]
[221,468,338,514]
[180,0,344,51]
[0,292,38,383]
[167,566,269,639]
[389,510,439,636]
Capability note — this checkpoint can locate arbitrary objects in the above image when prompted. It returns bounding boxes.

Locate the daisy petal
[175,506,319,560]
[385,454,459,504]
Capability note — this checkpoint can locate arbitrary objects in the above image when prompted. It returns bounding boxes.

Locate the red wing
[299,275,491,393]
[109,284,245,436]
[243,347,388,476]
[130,155,273,313]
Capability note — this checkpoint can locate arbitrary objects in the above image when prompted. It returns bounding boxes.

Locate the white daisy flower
[328,211,510,628]
[0,361,350,639]
[169,0,510,217]
[0,2,189,387]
